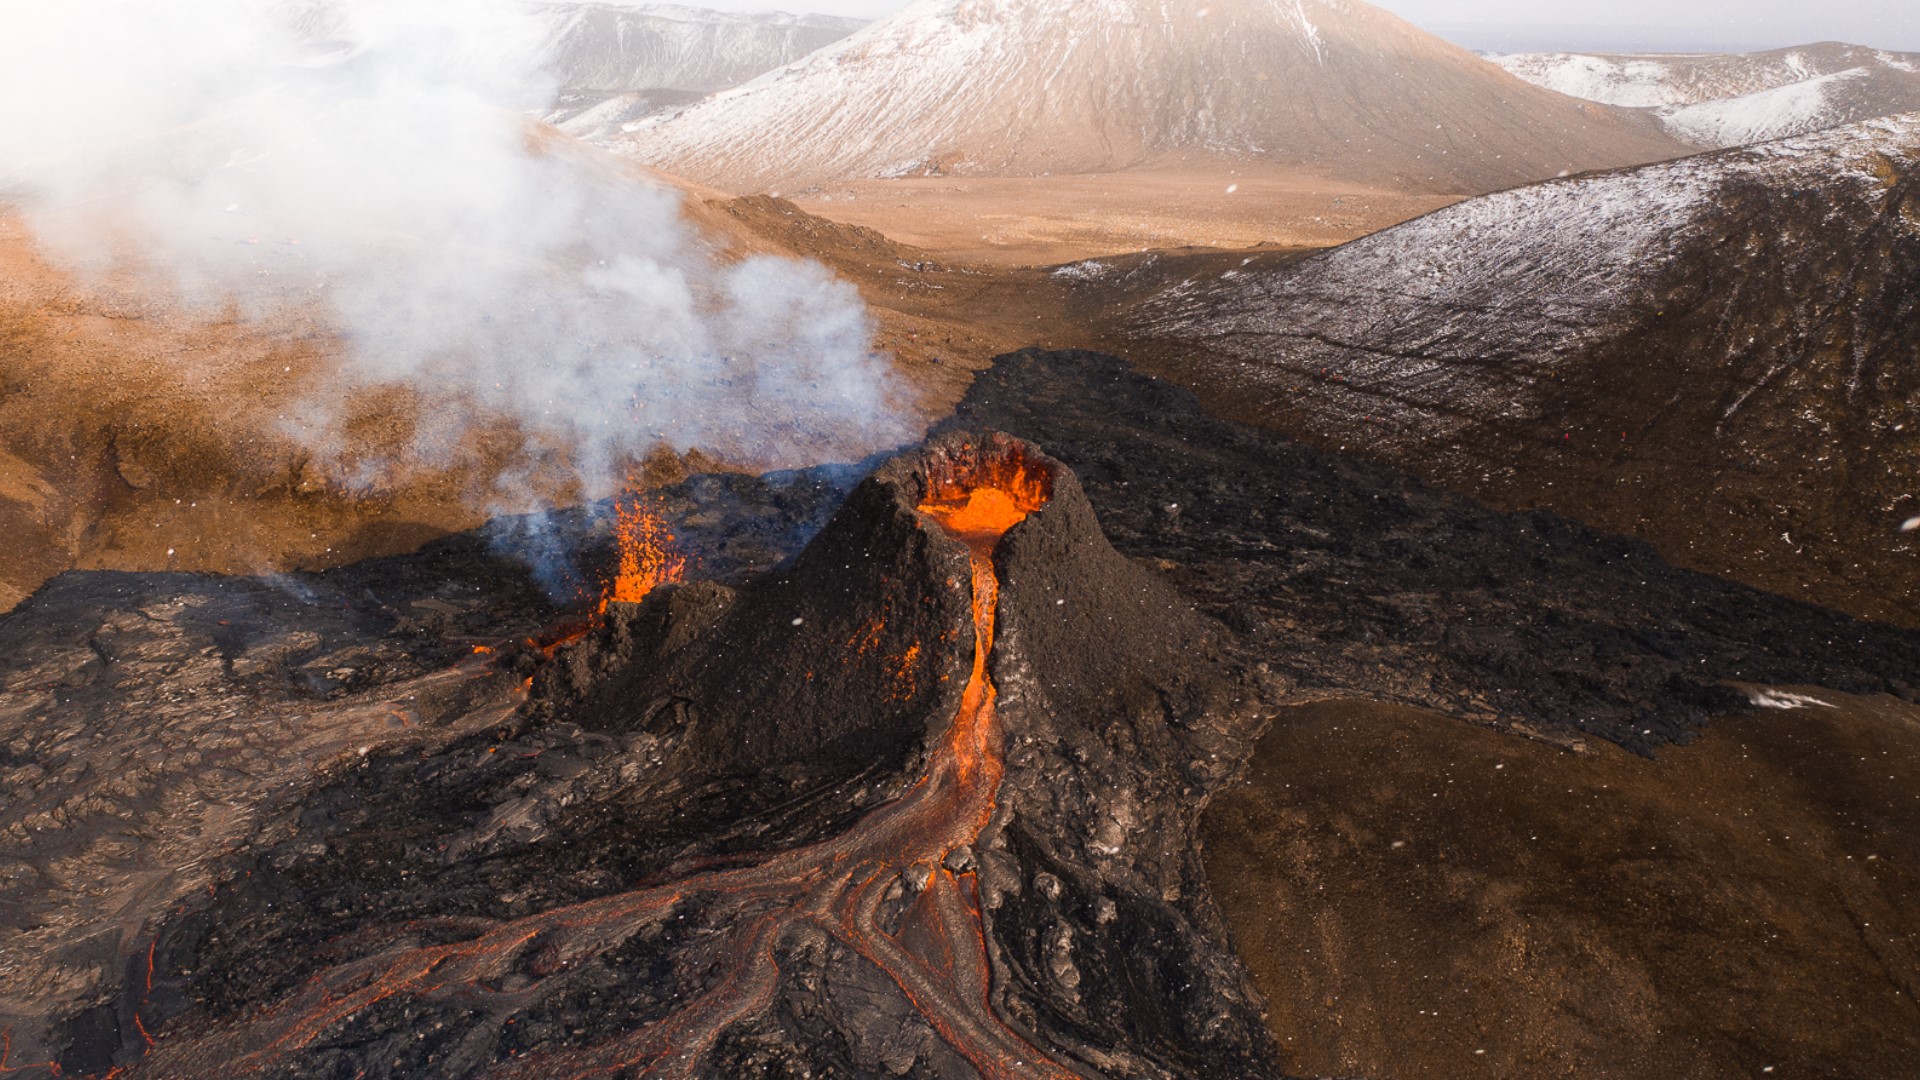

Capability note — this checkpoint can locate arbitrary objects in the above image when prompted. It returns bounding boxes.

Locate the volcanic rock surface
[943,352,1920,1071]
[55,432,1281,1079]
[9,350,1919,1077]
[1101,115,1920,627]
[937,350,1920,749]
[614,0,1685,195]
[1208,694,1920,1079]
[1495,43,1920,147]
[0,464,861,1073]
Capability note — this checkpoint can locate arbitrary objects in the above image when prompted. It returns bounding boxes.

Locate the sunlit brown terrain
[1206,694,1920,1079]
[0,210,462,612]
[4,1,1919,1076]
[786,165,1455,267]
[0,187,1076,615]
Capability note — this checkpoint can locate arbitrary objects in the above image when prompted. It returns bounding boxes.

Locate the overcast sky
[657,0,1920,52]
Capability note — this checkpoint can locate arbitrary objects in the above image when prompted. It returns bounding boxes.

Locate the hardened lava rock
[89,431,1288,1079]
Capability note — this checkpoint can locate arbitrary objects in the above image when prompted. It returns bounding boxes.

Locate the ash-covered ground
[1103,117,1920,629]
[948,350,1919,752]
[0,466,862,1073]
[2,349,1916,1077]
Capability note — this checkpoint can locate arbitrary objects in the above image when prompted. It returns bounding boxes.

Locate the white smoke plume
[0,0,906,499]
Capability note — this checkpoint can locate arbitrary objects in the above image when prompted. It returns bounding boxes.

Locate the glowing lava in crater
[918,444,1052,545]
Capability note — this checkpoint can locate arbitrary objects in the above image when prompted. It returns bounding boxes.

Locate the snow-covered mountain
[1494,43,1920,148]
[1104,114,1920,626]
[541,3,863,92]
[614,0,1685,195]
[538,3,864,136]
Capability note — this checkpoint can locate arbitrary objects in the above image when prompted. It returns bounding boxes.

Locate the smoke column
[0,0,907,498]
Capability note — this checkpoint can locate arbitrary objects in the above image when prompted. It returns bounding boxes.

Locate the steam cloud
[0,0,907,500]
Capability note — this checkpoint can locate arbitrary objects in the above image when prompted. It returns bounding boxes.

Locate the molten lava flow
[138,446,1078,1080]
[923,487,1030,542]
[600,490,687,612]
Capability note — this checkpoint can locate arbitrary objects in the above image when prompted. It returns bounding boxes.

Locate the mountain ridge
[615,0,1687,195]
[539,2,866,135]
[1495,43,1920,147]
[542,2,865,93]
[1098,113,1920,626]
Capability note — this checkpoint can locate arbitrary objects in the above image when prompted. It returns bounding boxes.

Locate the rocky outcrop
[1108,116,1920,626]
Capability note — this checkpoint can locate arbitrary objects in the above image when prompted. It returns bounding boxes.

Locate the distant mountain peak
[539,2,864,95]
[614,0,1684,195]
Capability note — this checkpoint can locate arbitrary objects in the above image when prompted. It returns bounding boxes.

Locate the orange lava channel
[137,464,1077,1080]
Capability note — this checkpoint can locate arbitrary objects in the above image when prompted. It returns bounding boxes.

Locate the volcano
[7,352,1920,1076]
[52,432,1279,1079]
[1101,114,1920,628]
[613,0,1685,196]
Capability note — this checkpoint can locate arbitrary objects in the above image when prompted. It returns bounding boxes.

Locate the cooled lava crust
[93,432,1284,1079]
[13,349,1917,1078]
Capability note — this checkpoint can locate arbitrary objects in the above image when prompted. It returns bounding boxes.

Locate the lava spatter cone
[118,432,1286,1079]
[535,430,1222,783]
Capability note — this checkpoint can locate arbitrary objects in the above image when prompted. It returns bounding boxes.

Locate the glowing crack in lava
[138,444,1078,1080]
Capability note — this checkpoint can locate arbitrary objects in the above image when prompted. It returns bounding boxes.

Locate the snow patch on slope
[1260,160,1715,351]
[1748,689,1836,710]
[1488,52,1689,108]
[1287,0,1325,65]
[1141,115,1920,372]
[1495,44,1920,149]
[1658,70,1869,148]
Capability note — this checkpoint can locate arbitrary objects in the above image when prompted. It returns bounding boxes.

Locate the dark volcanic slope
[12,350,1920,1077]
[0,465,859,1074]
[1105,115,1920,628]
[939,350,1920,753]
[0,570,538,1075]
[109,434,1282,1080]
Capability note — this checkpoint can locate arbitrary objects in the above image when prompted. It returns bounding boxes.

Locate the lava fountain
[521,487,686,665]
[599,491,688,613]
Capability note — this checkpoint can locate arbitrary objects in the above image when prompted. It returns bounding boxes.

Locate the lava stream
[138,453,1078,1080]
